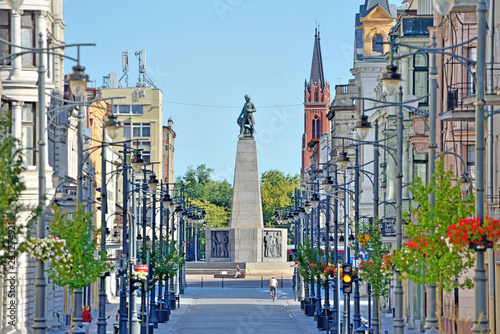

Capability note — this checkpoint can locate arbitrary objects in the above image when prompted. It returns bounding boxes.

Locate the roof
[309,28,325,89]
[366,0,391,15]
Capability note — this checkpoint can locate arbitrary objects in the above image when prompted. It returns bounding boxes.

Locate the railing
[446,82,475,112]
[486,195,500,220]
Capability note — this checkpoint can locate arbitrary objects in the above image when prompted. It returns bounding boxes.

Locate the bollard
[281,275,283,288]
[201,277,203,288]
[261,276,263,288]
[222,276,224,288]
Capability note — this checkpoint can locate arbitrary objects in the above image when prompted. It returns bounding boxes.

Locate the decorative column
[9,9,22,80]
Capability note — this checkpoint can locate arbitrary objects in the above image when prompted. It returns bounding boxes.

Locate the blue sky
[64,0,400,182]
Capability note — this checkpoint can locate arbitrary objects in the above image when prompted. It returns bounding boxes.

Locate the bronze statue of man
[237,94,256,138]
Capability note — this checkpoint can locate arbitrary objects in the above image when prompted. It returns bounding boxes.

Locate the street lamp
[67,64,89,334]
[336,150,350,172]
[131,150,144,174]
[380,64,402,97]
[433,0,455,15]
[355,113,371,141]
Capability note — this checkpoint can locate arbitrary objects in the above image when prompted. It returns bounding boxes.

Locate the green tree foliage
[0,110,35,267]
[390,157,475,331]
[48,205,114,290]
[260,169,301,226]
[176,165,232,209]
[357,222,393,334]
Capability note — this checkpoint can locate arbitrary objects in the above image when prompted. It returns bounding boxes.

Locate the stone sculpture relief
[263,231,281,258]
[212,231,229,258]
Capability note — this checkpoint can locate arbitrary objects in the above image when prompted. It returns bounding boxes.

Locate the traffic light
[147,278,154,290]
[342,263,353,294]
[130,277,141,292]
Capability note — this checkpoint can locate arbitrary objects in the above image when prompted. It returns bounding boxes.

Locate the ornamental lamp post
[67,64,89,334]
[432,0,489,332]
[96,113,120,334]
[147,173,160,330]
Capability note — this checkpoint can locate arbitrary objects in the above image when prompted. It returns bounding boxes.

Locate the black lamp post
[147,173,159,330]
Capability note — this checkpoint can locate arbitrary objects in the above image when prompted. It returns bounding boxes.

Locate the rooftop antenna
[119,51,129,88]
[135,49,158,89]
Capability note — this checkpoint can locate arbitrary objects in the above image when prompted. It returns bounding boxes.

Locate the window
[21,103,36,165]
[467,145,475,181]
[372,34,384,56]
[132,123,150,138]
[312,116,320,139]
[142,151,151,164]
[413,152,428,183]
[123,122,131,138]
[21,12,34,66]
[413,54,429,105]
[468,47,477,96]
[132,105,143,114]
[112,104,143,115]
[0,12,10,64]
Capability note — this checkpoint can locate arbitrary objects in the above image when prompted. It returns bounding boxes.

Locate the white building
[0,0,71,332]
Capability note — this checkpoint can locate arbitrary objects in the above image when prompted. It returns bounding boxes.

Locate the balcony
[441,82,475,121]
[462,63,500,107]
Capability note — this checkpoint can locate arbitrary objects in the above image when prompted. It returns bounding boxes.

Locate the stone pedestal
[204,137,290,274]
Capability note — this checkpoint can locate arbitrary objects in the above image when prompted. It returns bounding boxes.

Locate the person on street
[82,305,92,334]
[269,276,279,300]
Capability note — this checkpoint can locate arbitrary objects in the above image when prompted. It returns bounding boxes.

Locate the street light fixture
[68,66,89,98]
[380,64,402,97]
[311,192,320,210]
[148,173,159,192]
[103,113,120,140]
[336,151,350,172]
[460,172,471,192]
[130,150,144,174]
[304,200,312,215]
[433,0,454,15]
[355,114,371,140]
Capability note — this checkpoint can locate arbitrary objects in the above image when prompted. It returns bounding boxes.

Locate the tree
[0,110,35,268]
[46,205,114,290]
[357,222,393,334]
[260,169,301,226]
[390,158,475,332]
[176,165,232,208]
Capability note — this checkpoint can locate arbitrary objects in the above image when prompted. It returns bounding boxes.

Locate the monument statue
[237,94,256,138]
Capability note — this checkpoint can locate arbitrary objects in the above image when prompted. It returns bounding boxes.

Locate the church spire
[309,26,325,89]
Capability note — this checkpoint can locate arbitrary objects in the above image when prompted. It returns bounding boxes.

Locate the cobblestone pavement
[49,275,424,333]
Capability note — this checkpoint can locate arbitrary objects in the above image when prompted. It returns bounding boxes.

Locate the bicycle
[270,287,277,301]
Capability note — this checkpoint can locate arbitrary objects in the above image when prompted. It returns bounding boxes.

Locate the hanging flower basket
[447,217,500,251]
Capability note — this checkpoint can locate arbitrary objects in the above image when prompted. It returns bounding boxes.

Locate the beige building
[101,87,164,181]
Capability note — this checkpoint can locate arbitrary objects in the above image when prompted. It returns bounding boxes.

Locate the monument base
[185,261,294,276]
[206,227,288,263]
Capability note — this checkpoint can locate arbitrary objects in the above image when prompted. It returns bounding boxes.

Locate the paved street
[51,275,424,333]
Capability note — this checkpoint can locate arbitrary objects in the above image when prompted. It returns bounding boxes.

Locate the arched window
[372,34,384,56]
[312,116,320,139]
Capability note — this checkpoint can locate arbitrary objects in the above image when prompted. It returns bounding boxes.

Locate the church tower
[302,28,330,177]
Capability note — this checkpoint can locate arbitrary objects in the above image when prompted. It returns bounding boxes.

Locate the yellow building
[101,87,164,180]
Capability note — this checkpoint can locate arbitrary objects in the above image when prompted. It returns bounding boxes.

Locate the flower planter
[305,303,316,316]
[300,300,307,310]
[317,315,328,330]
[469,237,494,250]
